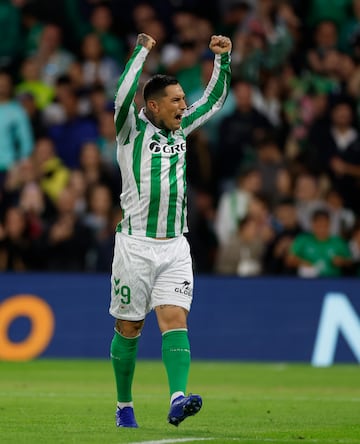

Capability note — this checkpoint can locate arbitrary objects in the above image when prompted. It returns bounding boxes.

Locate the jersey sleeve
[181,52,231,136]
[114,45,148,144]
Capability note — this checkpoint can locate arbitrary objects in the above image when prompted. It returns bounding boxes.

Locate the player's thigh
[109,233,154,321]
[152,236,194,312]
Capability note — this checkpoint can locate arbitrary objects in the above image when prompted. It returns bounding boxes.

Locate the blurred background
[1,0,360,279]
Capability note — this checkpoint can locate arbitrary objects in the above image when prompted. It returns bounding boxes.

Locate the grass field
[0,360,359,444]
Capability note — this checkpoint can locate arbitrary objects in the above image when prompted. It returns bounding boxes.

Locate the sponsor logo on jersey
[148,141,186,155]
[175,280,193,296]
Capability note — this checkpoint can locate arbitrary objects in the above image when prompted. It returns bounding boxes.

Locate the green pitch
[0,360,359,444]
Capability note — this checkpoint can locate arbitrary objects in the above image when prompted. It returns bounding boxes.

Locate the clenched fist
[137,33,156,51]
[209,35,232,54]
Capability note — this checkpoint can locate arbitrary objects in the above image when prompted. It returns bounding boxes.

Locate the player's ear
[147,99,159,113]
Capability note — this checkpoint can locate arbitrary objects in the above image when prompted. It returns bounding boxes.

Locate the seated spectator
[214,167,262,246]
[264,198,302,275]
[15,57,54,109]
[93,207,122,272]
[0,206,31,271]
[246,192,275,244]
[97,109,117,167]
[311,98,360,213]
[216,80,273,190]
[2,158,37,209]
[43,185,92,271]
[31,137,70,204]
[64,0,125,65]
[16,91,47,139]
[325,188,355,236]
[47,87,99,168]
[67,169,87,215]
[83,183,114,270]
[232,0,293,83]
[83,183,113,236]
[0,71,34,191]
[18,181,47,239]
[307,20,339,75]
[215,215,265,276]
[80,33,121,99]
[293,172,327,232]
[286,209,352,277]
[34,24,75,87]
[79,141,120,204]
[255,137,286,204]
[187,188,218,274]
[42,75,90,126]
[0,0,22,69]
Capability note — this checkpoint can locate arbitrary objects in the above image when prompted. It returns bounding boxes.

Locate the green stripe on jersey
[146,154,162,236]
[166,154,179,237]
[133,125,146,197]
[180,160,187,232]
[115,46,143,134]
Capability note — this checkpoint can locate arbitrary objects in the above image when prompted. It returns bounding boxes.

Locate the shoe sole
[168,396,202,426]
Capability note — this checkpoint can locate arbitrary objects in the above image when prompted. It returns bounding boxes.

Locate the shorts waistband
[117,231,182,245]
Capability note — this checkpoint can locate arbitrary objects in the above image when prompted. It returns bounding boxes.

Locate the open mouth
[175,114,182,122]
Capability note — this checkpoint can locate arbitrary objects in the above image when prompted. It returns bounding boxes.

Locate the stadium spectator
[79,141,120,203]
[16,91,48,139]
[97,108,118,167]
[214,167,262,246]
[0,206,31,271]
[254,137,286,204]
[286,208,352,277]
[42,185,92,271]
[0,70,34,191]
[79,33,121,99]
[47,86,99,168]
[83,183,114,269]
[310,98,360,213]
[34,24,75,87]
[0,0,22,70]
[31,137,70,204]
[15,56,54,109]
[215,214,265,276]
[216,80,273,191]
[325,188,356,236]
[293,172,327,232]
[263,198,302,275]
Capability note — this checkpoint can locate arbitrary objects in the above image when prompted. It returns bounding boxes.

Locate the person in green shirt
[287,209,352,277]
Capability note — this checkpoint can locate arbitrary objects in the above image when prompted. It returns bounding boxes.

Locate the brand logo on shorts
[175,280,193,296]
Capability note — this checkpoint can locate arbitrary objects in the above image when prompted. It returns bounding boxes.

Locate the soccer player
[109,32,232,428]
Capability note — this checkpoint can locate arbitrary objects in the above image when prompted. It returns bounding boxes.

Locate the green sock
[162,329,191,397]
[110,330,139,402]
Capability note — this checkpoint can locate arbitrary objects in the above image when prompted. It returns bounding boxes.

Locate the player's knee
[115,319,144,337]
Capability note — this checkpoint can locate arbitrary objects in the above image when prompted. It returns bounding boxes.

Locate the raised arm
[114,33,156,143]
[182,35,232,136]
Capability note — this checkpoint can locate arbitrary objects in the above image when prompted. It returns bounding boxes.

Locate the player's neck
[144,109,170,134]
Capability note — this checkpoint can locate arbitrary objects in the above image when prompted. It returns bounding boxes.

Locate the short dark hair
[311,208,330,221]
[143,74,179,102]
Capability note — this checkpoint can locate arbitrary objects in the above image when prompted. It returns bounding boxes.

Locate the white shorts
[109,232,193,321]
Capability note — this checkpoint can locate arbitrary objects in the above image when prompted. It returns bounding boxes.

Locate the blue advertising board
[0,273,359,365]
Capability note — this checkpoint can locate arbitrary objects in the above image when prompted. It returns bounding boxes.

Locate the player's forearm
[182,52,231,134]
[114,45,148,111]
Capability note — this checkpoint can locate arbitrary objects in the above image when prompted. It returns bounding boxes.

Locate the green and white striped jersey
[114,45,231,238]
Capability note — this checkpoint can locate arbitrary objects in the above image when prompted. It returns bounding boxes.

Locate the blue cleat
[116,406,139,428]
[167,394,202,426]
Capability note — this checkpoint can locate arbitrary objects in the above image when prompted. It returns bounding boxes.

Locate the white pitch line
[130,438,215,444]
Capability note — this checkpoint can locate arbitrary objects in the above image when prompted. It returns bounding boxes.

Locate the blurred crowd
[1,0,360,277]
